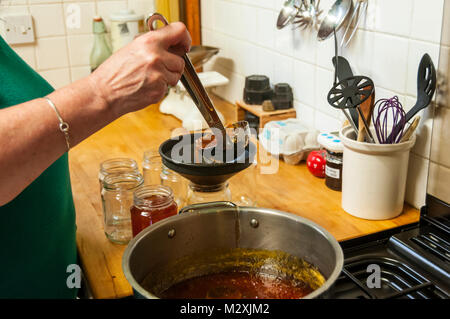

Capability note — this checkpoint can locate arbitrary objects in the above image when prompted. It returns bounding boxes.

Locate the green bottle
[90,16,112,72]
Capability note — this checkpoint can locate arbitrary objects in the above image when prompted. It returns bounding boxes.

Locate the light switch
[1,14,35,45]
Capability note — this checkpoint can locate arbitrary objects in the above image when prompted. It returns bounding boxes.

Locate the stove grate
[411,232,450,263]
[336,257,449,299]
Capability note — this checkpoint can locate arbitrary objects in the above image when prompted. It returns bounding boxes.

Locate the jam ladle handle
[146,13,230,145]
[146,12,169,30]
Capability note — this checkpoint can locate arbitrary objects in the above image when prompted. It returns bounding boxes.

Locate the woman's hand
[88,22,191,117]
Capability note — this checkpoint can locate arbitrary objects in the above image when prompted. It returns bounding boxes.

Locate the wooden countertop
[68,95,420,299]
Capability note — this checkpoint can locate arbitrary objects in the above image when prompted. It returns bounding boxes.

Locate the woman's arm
[0,22,191,206]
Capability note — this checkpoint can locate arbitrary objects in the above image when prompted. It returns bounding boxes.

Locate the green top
[0,36,77,298]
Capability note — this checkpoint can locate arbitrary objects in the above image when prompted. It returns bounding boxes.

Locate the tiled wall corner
[201,0,446,209]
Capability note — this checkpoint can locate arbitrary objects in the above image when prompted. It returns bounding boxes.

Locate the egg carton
[260,119,320,165]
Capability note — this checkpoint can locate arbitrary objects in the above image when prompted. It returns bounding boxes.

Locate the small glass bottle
[130,185,178,237]
[142,150,162,185]
[160,164,187,208]
[186,183,232,206]
[99,158,139,193]
[101,172,144,244]
[90,16,112,72]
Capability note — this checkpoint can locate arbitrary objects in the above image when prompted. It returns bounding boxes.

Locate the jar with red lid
[130,185,178,237]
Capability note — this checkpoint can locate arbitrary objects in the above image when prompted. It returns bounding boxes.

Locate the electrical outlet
[1,14,35,45]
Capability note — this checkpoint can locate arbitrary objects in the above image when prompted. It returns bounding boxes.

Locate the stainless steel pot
[122,202,344,299]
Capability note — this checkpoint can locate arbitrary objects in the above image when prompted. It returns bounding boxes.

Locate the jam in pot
[130,185,178,237]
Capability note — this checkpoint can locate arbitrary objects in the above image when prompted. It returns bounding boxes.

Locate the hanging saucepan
[122,202,343,299]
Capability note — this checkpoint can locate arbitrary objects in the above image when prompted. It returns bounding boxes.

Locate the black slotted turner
[409,53,437,122]
[388,53,437,142]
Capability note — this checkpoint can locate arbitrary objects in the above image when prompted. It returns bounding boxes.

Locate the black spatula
[332,56,359,129]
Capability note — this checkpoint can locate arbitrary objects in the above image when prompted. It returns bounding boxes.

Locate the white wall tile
[272,53,293,86]
[294,100,315,129]
[315,34,335,71]
[12,44,36,69]
[64,1,96,35]
[374,0,413,37]
[214,0,229,35]
[30,0,62,3]
[39,68,71,89]
[239,3,257,42]
[0,4,29,28]
[410,0,444,44]
[293,59,315,106]
[35,36,69,70]
[240,42,260,77]
[67,33,94,66]
[245,0,273,9]
[274,23,294,57]
[96,0,127,29]
[371,33,409,94]
[256,8,275,49]
[428,162,450,205]
[314,67,338,118]
[200,0,214,30]
[71,65,91,82]
[292,29,316,64]
[341,30,374,78]
[2,0,28,4]
[128,0,156,17]
[314,110,341,133]
[256,47,275,82]
[29,3,66,38]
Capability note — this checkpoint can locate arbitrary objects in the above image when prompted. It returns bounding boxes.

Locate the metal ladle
[147,13,230,146]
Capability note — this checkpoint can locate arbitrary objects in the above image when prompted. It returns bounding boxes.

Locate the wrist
[84,74,112,118]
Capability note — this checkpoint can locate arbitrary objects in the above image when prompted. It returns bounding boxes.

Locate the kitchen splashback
[428,0,450,204]
[0,0,155,87]
[201,0,445,209]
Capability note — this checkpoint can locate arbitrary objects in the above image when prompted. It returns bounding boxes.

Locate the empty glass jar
[142,150,162,185]
[160,164,187,208]
[101,172,144,244]
[186,183,232,206]
[99,158,139,192]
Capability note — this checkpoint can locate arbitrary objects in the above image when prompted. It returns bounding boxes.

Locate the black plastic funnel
[159,133,256,186]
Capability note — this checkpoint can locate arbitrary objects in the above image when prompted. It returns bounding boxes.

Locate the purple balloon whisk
[372,96,406,144]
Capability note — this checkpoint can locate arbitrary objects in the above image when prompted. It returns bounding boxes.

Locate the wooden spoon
[357,88,375,142]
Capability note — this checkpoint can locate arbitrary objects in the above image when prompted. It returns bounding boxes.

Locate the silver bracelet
[44,97,71,151]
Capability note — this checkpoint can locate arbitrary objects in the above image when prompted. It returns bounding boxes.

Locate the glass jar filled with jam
[130,185,178,237]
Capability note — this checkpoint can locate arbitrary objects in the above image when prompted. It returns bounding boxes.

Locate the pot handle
[179,201,237,214]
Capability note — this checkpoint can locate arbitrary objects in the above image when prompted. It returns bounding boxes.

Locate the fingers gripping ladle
[146,13,231,146]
